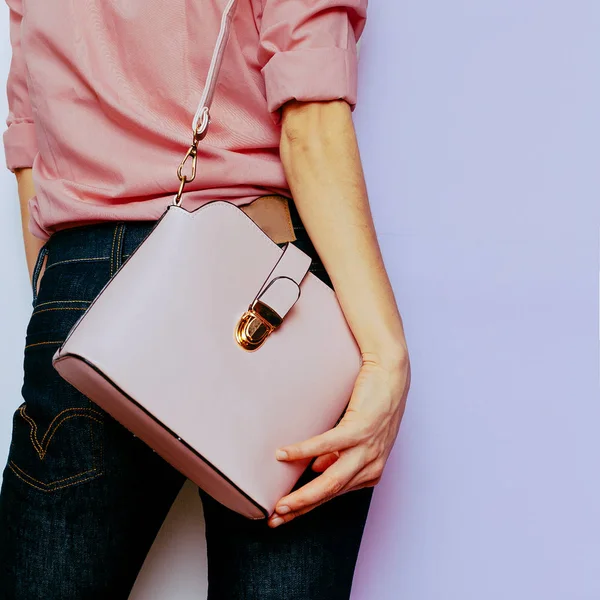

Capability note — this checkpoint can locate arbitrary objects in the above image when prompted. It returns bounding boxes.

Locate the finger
[345,476,381,494]
[274,450,363,515]
[269,469,367,528]
[275,423,359,462]
[343,458,385,492]
[269,463,378,528]
[311,452,340,472]
[268,494,334,527]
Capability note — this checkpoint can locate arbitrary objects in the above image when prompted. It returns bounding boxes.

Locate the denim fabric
[0,198,374,600]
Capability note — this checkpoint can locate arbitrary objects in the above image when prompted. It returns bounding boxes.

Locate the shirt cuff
[262,47,358,125]
[3,120,38,172]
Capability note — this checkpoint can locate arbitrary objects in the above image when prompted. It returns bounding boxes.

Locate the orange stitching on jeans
[40,406,103,445]
[19,406,43,456]
[115,223,125,271]
[19,405,104,460]
[8,462,101,493]
[110,225,118,276]
[32,307,88,316]
[24,341,63,349]
[44,256,110,271]
[34,300,91,309]
[9,460,97,487]
[39,415,104,459]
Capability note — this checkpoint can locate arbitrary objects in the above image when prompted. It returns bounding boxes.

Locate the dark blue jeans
[0,197,374,599]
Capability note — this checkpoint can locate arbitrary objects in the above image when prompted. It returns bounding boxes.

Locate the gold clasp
[173,141,198,207]
[234,300,283,351]
[177,143,198,184]
[172,112,211,207]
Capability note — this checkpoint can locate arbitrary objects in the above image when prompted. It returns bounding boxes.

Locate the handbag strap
[173,0,240,206]
[192,0,240,135]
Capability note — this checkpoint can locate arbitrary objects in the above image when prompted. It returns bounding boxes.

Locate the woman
[0,0,411,598]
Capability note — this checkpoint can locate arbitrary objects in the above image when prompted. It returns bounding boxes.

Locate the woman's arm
[14,167,44,282]
[267,98,411,527]
[280,99,407,368]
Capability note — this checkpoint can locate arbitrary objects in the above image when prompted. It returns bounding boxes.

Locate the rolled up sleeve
[3,0,39,172]
[256,0,368,124]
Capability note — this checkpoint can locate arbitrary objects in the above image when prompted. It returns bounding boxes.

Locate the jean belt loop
[116,222,127,271]
[109,222,127,277]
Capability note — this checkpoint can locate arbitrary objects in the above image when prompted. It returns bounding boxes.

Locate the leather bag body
[52,201,362,518]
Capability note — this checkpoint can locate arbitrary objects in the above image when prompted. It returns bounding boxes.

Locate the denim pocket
[7,263,107,493]
[7,398,105,493]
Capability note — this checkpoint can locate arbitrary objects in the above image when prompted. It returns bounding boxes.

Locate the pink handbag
[51,0,361,519]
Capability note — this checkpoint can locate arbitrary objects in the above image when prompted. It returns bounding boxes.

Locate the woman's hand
[268,349,411,528]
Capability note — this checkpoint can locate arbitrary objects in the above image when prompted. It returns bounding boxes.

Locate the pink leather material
[254,241,311,299]
[52,201,362,519]
[257,277,301,320]
[250,240,311,320]
[53,352,265,519]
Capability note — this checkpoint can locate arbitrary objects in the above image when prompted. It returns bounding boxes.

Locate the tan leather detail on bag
[240,195,297,244]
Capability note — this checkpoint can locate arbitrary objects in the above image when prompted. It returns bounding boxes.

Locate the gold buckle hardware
[172,113,211,207]
[234,300,283,351]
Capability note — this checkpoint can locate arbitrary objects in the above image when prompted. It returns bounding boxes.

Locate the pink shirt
[3,0,367,241]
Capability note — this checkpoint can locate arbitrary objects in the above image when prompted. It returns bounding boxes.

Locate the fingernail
[275,449,288,460]
[276,505,290,515]
[270,517,284,527]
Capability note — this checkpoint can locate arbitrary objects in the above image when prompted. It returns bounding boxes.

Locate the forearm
[14,167,43,282]
[280,100,408,369]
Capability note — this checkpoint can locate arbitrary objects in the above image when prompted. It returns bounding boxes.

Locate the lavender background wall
[1,1,599,598]
[350,1,600,598]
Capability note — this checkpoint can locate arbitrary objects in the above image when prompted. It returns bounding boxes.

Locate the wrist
[361,340,409,372]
